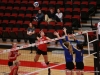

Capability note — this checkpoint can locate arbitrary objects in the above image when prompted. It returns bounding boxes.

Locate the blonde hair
[12,43,17,47]
[63,42,73,55]
[12,43,17,45]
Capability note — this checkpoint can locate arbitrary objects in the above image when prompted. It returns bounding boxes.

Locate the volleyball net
[0,30,99,75]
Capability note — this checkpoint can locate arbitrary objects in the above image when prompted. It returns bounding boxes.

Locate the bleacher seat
[81,1,88,9]
[32,21,38,28]
[0,0,98,42]
[23,21,30,29]
[64,8,72,15]
[2,27,11,42]
[64,22,73,34]
[42,1,49,8]
[72,15,80,28]
[41,7,48,14]
[8,20,16,28]
[9,28,18,42]
[17,28,24,42]
[24,14,32,21]
[57,30,63,36]
[1,20,9,30]
[55,22,63,30]
[16,20,23,28]
[73,8,80,16]
[64,1,72,8]
[49,1,56,8]
[48,21,55,29]
[56,1,63,9]
[10,13,17,20]
[33,7,40,14]
[47,29,55,39]
[63,15,72,23]
[40,21,48,29]
[81,8,89,22]
[12,7,19,14]
[17,14,25,20]
[14,0,21,7]
[27,1,34,7]
[23,30,29,43]
[73,1,80,8]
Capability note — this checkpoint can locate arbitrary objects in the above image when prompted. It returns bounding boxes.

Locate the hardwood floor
[0,49,95,75]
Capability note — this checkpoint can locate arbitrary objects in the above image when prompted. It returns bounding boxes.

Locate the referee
[27,23,36,53]
[97,22,100,40]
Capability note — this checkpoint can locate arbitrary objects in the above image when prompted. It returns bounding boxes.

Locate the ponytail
[64,42,73,55]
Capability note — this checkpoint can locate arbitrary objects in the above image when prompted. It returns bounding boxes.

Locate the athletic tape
[0,30,95,54]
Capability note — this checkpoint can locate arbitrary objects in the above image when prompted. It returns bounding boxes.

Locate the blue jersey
[72,40,83,62]
[59,36,73,62]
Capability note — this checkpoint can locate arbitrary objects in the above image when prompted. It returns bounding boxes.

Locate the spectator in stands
[45,8,56,23]
[33,10,44,27]
[56,8,63,22]
[27,23,36,53]
[97,22,100,40]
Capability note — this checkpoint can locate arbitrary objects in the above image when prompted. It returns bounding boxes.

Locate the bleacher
[0,0,97,43]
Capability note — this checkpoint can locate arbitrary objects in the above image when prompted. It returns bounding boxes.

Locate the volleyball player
[8,43,21,70]
[54,28,74,75]
[34,30,51,75]
[71,34,84,75]
[9,60,20,75]
[63,28,84,75]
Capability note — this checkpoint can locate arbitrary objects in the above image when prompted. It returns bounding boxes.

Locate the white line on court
[24,52,97,75]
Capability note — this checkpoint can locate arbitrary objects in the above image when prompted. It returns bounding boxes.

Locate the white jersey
[97,22,100,35]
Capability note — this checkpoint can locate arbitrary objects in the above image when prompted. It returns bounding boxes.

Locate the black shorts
[66,62,74,70]
[8,61,13,66]
[76,62,84,70]
[36,49,47,55]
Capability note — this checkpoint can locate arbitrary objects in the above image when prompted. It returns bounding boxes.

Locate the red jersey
[9,66,18,75]
[38,36,47,51]
[9,50,18,62]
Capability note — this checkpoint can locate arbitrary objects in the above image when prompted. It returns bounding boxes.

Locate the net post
[93,40,100,75]
[86,31,90,55]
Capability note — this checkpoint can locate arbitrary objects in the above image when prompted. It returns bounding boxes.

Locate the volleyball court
[0,30,99,75]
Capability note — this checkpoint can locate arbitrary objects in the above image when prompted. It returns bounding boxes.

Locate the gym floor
[0,48,94,75]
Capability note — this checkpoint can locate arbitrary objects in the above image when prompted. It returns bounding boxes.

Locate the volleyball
[33,2,39,7]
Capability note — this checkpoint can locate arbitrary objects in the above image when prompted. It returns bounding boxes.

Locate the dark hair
[77,43,83,50]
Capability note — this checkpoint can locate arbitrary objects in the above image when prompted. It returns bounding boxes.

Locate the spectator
[56,9,63,22]
[45,8,56,23]
[27,23,36,53]
[33,10,44,27]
